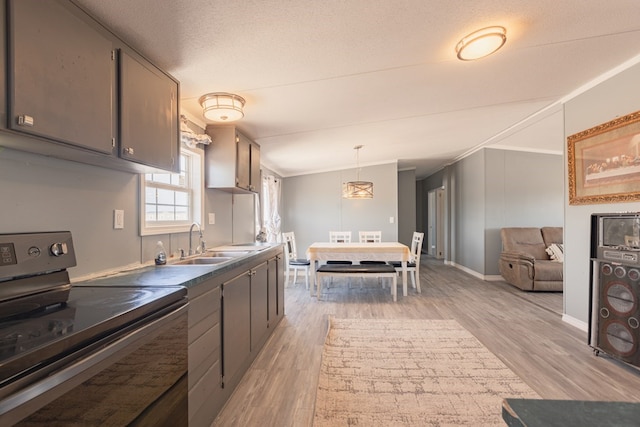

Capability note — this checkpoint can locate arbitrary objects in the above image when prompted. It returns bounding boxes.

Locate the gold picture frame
[568,110,640,205]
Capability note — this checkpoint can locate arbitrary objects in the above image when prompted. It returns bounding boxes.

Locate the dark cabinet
[204,125,261,193]
[221,271,251,388]
[2,0,180,174]
[8,0,116,154]
[250,262,269,351]
[268,255,285,326]
[276,254,285,320]
[120,49,179,172]
[236,131,261,192]
[267,258,277,326]
[188,246,285,424]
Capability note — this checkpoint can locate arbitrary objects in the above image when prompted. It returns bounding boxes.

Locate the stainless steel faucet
[188,222,203,256]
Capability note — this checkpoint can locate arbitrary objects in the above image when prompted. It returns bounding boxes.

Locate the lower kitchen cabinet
[187,279,224,427]
[221,270,251,388]
[250,262,269,352]
[186,246,285,426]
[276,254,285,322]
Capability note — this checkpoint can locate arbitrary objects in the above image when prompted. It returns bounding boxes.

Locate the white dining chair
[329,231,352,243]
[327,231,353,265]
[389,231,424,293]
[282,231,310,289]
[358,231,381,243]
[358,231,385,265]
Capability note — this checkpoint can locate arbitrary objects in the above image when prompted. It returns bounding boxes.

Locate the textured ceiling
[73,0,640,178]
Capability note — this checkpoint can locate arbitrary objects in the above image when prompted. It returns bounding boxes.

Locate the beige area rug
[313,318,539,426]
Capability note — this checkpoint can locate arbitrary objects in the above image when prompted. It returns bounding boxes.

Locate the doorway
[427,188,444,259]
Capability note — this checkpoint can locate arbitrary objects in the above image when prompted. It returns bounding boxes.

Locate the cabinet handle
[123,147,135,155]
[17,115,34,127]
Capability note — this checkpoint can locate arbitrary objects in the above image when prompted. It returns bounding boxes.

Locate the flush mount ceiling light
[455,26,506,61]
[342,145,373,199]
[199,92,245,122]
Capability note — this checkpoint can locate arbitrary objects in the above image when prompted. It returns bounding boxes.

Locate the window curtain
[261,175,281,243]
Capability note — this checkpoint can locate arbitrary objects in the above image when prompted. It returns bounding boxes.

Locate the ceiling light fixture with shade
[342,145,373,199]
[199,92,246,122]
[455,26,507,61]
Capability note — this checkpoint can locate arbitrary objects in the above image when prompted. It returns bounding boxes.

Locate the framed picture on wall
[568,110,640,205]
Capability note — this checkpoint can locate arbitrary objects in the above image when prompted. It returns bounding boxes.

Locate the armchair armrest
[500,251,536,265]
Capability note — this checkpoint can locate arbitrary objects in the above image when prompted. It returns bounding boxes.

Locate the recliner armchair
[498,227,563,292]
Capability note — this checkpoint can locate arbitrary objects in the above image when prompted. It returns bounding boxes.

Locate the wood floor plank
[211,258,640,426]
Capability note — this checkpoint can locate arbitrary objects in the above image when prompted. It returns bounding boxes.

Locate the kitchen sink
[204,251,250,257]
[174,256,234,265]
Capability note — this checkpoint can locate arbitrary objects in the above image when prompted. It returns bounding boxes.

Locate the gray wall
[433,147,563,276]
[0,140,254,280]
[454,150,486,273]
[281,162,398,255]
[484,148,564,273]
[398,169,416,246]
[564,62,640,324]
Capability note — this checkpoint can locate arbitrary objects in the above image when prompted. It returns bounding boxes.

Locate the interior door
[427,190,436,256]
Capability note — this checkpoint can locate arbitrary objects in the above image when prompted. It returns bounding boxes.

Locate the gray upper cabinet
[1,0,180,174]
[120,50,179,172]
[8,0,116,154]
[204,125,261,193]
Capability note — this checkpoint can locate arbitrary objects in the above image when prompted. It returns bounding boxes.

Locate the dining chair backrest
[410,232,425,263]
[359,231,381,243]
[329,231,351,243]
[282,231,298,260]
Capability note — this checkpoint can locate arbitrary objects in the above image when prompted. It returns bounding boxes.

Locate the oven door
[0,301,188,426]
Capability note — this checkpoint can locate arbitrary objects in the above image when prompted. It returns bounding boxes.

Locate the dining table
[306,241,411,297]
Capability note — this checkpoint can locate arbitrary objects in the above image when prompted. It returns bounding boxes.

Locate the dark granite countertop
[74,244,281,290]
[503,398,640,427]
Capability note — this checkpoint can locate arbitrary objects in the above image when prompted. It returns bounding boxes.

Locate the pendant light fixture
[455,26,507,61]
[199,92,246,122]
[343,145,373,199]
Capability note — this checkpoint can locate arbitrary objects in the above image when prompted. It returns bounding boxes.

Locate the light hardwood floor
[211,258,640,426]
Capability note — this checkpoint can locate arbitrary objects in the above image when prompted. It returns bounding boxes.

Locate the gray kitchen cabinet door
[222,271,251,388]
[120,50,179,172]
[236,132,251,191]
[249,141,261,192]
[250,262,269,352]
[8,0,116,154]
[267,257,278,325]
[276,254,285,319]
[238,136,261,192]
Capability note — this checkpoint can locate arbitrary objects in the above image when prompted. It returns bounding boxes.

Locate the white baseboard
[451,263,485,280]
[451,262,502,282]
[562,314,588,332]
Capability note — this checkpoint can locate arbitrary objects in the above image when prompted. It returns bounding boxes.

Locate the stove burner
[74,289,157,308]
[0,312,75,358]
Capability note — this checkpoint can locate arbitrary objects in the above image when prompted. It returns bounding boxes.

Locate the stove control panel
[0,232,76,280]
[0,243,17,266]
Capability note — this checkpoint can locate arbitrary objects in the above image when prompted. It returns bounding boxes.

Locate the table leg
[402,261,408,297]
[310,257,317,297]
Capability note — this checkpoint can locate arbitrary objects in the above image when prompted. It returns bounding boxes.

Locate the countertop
[75,244,282,290]
[502,398,640,427]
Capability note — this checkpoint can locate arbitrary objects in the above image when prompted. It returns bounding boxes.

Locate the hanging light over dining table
[343,145,373,199]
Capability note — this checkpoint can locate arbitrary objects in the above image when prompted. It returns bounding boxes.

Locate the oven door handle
[0,303,187,425]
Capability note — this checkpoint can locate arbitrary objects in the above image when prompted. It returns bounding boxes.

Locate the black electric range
[0,232,187,410]
[0,285,185,393]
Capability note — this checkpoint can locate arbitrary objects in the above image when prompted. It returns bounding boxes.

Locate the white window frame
[139,145,204,236]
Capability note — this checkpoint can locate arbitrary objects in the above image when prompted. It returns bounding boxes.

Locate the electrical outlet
[114,209,124,229]
[389,216,394,224]
[208,213,216,225]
